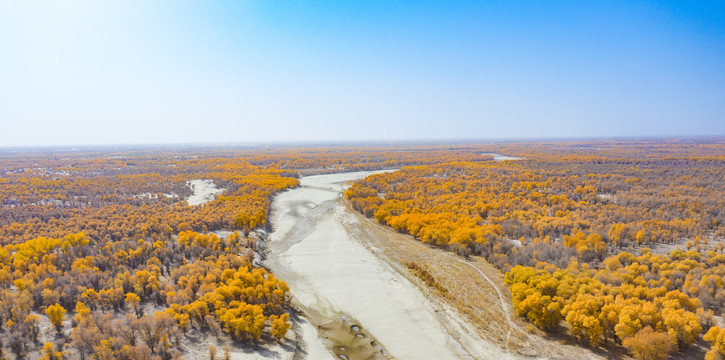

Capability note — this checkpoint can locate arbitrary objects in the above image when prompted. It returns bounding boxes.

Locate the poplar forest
[0,139,724,360]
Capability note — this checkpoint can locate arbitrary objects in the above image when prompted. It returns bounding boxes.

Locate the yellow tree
[506,266,562,330]
[73,302,91,324]
[185,300,210,328]
[46,303,66,334]
[615,304,646,341]
[219,303,267,341]
[562,294,604,346]
[608,223,627,247]
[510,284,562,330]
[704,326,725,360]
[125,292,142,318]
[661,307,701,347]
[40,342,63,360]
[622,326,675,360]
[270,313,290,341]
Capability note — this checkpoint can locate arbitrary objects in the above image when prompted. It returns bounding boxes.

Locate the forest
[0,144,482,359]
[0,150,308,359]
[345,139,725,360]
[0,139,723,359]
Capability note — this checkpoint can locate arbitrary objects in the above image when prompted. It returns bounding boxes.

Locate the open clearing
[187,179,224,205]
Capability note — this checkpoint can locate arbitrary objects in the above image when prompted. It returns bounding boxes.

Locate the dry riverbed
[264,171,518,359]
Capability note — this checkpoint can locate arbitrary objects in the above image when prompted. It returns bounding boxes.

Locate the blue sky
[1,1,723,146]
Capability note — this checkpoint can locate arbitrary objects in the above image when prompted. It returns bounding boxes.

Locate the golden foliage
[622,326,675,360]
[1,140,723,357]
[346,140,725,358]
[45,303,66,334]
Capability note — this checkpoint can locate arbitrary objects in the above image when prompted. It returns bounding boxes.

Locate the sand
[186,179,224,206]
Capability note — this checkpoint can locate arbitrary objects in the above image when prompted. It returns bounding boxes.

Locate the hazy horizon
[2,135,724,152]
[2,1,724,147]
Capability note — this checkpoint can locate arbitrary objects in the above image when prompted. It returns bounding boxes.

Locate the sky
[1,0,724,147]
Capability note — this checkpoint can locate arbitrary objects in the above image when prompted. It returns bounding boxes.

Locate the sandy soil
[264,170,512,359]
[186,179,224,206]
[481,152,525,161]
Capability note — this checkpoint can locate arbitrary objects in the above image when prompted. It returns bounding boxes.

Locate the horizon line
[1,134,724,152]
